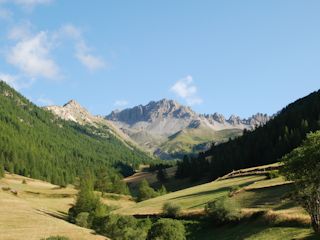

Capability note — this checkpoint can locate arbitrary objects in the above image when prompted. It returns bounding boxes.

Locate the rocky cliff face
[108,99,196,124]
[45,100,97,125]
[106,99,270,157]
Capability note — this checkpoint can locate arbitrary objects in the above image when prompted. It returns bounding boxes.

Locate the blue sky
[0,1,319,118]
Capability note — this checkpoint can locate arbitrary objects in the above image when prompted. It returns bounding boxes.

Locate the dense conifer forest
[176,89,320,181]
[0,81,153,186]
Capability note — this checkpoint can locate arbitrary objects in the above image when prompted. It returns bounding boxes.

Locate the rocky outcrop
[105,99,270,157]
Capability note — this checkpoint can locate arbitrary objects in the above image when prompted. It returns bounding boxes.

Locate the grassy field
[117,175,271,215]
[118,165,318,239]
[0,173,108,240]
[0,163,318,240]
[160,127,243,154]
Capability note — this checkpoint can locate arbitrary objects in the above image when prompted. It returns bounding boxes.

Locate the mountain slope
[106,99,269,159]
[0,81,153,186]
[45,100,143,151]
[177,89,320,180]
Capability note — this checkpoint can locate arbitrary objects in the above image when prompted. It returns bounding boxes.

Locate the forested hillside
[0,81,153,186]
[176,89,320,180]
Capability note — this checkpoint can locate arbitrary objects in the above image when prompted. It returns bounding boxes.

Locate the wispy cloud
[6,30,60,79]
[75,42,106,71]
[60,24,106,71]
[170,75,203,106]
[114,100,129,108]
[0,73,34,90]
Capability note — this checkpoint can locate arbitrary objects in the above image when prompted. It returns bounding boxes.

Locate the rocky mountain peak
[63,99,82,108]
[45,99,93,124]
[106,99,196,125]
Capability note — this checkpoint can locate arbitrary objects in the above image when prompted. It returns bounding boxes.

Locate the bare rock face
[105,99,270,156]
[45,100,95,125]
[108,99,196,125]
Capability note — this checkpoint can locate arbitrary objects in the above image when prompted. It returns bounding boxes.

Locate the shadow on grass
[239,184,293,209]
[302,233,320,240]
[35,209,68,221]
[169,180,259,201]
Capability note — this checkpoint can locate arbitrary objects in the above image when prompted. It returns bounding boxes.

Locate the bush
[205,196,240,224]
[75,212,90,228]
[266,170,280,179]
[100,214,151,240]
[162,202,181,217]
[158,185,167,195]
[137,179,158,201]
[41,236,70,240]
[22,179,27,184]
[147,218,186,240]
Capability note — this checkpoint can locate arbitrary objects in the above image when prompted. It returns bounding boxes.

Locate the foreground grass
[0,163,316,240]
[0,173,108,240]
[185,220,316,240]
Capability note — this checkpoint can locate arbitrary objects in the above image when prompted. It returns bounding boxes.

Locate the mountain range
[0,81,153,186]
[46,98,269,159]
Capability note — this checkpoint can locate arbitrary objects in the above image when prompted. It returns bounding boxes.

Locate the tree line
[176,89,320,181]
[0,81,154,185]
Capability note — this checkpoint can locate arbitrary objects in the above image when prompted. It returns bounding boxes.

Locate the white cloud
[13,0,52,6]
[170,75,203,106]
[0,73,34,89]
[60,24,106,71]
[6,31,60,79]
[8,22,33,40]
[75,44,106,71]
[114,100,129,108]
[59,24,81,40]
[36,96,54,106]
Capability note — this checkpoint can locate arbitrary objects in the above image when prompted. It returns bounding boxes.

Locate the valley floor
[0,163,319,240]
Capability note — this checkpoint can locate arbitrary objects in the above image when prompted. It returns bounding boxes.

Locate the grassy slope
[118,164,318,239]
[0,163,317,240]
[117,175,267,215]
[0,173,111,240]
[160,127,243,154]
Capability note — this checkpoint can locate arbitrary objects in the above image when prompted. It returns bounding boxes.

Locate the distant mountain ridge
[107,99,269,130]
[45,98,269,159]
[106,99,270,159]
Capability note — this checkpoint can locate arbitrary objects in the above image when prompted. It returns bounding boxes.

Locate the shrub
[137,179,158,201]
[100,214,151,240]
[22,179,27,184]
[75,212,90,228]
[147,218,186,240]
[266,170,280,179]
[41,236,70,240]
[158,185,167,195]
[205,196,241,224]
[162,202,182,217]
